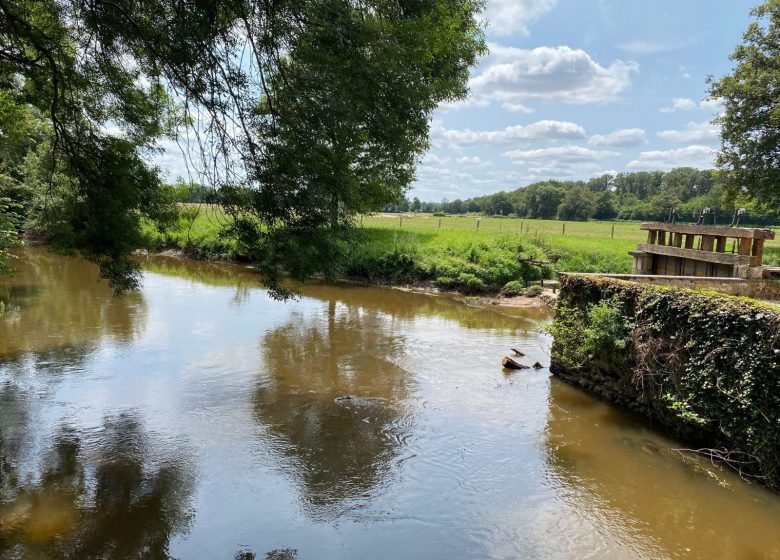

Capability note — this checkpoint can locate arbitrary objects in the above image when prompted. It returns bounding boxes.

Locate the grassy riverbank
[140,207,780,293]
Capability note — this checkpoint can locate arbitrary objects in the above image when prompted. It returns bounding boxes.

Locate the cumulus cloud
[503,145,619,162]
[501,102,535,114]
[433,120,586,147]
[627,145,716,170]
[659,97,697,113]
[588,128,646,147]
[469,44,638,106]
[456,156,491,167]
[700,97,724,113]
[483,0,557,37]
[657,121,719,144]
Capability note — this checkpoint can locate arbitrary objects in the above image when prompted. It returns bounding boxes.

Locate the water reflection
[0,249,147,360]
[544,377,780,559]
[142,253,543,331]
[0,401,195,559]
[254,300,414,517]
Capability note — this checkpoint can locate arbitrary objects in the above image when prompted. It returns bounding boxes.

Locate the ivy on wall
[550,275,780,489]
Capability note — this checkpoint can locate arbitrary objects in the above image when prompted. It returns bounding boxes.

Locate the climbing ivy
[551,275,780,489]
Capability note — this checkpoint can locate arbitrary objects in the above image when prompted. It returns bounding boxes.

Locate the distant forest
[382,167,779,225]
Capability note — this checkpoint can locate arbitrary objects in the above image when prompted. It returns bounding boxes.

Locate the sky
[412,0,755,201]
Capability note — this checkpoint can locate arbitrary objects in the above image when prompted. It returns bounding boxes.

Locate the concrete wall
[560,273,780,301]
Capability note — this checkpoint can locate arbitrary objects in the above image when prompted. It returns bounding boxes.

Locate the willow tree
[709,0,780,211]
[0,0,485,295]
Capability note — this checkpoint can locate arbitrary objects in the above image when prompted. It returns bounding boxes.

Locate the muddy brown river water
[0,248,779,559]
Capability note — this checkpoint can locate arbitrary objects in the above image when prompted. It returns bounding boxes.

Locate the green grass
[141,207,780,293]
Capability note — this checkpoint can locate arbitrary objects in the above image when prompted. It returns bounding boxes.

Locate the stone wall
[561,272,780,301]
[549,274,780,490]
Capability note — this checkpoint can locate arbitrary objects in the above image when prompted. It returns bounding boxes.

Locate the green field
[142,207,780,294]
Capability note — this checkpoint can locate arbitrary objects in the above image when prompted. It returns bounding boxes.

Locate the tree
[520,183,564,219]
[593,190,617,220]
[0,0,485,296]
[709,0,780,208]
[557,187,595,221]
[411,197,421,212]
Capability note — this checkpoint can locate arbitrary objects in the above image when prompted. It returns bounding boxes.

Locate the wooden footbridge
[630,223,775,279]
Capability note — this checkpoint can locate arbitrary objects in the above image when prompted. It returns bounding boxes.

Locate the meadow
[142,207,780,294]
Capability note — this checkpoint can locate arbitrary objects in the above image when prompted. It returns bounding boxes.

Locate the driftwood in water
[502,356,529,370]
[511,348,525,357]
[532,362,543,369]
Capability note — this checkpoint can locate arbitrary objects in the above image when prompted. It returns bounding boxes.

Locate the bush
[526,284,544,297]
[503,280,525,296]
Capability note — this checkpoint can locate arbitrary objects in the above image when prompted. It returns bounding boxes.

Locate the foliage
[579,297,633,365]
[384,167,778,225]
[525,284,543,297]
[547,296,633,368]
[0,0,485,296]
[551,275,780,489]
[0,197,20,273]
[502,280,525,296]
[557,186,596,222]
[709,0,780,210]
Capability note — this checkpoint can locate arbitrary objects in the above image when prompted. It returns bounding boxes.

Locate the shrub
[526,284,544,297]
[503,280,525,296]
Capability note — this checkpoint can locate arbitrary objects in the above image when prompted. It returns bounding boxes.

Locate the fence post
[611,224,615,239]
[562,222,566,235]
[438,218,441,229]
[476,219,480,231]
[399,216,403,228]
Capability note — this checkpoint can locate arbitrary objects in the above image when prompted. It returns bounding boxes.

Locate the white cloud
[422,153,451,165]
[470,44,638,105]
[503,145,619,162]
[456,156,491,167]
[700,98,724,112]
[659,97,697,113]
[627,145,716,170]
[657,121,719,144]
[501,102,535,114]
[434,119,586,147]
[483,0,557,37]
[588,128,646,147]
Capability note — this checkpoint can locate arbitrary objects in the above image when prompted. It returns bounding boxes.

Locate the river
[0,248,779,559]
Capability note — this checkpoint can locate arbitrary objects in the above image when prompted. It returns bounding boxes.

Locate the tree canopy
[0,0,485,295]
[709,0,780,209]
[391,167,778,224]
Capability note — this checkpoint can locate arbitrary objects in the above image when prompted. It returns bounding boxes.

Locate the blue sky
[412,0,755,201]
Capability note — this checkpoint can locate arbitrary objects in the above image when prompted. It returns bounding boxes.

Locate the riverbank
[139,208,780,298]
[137,208,638,298]
[549,274,780,491]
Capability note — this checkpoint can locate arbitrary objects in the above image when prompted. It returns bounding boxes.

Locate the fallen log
[502,356,529,370]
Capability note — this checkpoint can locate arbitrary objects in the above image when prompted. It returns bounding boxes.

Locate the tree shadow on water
[253,300,416,519]
[0,406,195,560]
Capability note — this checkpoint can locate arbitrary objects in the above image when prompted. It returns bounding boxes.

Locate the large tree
[0,0,485,296]
[709,0,780,209]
